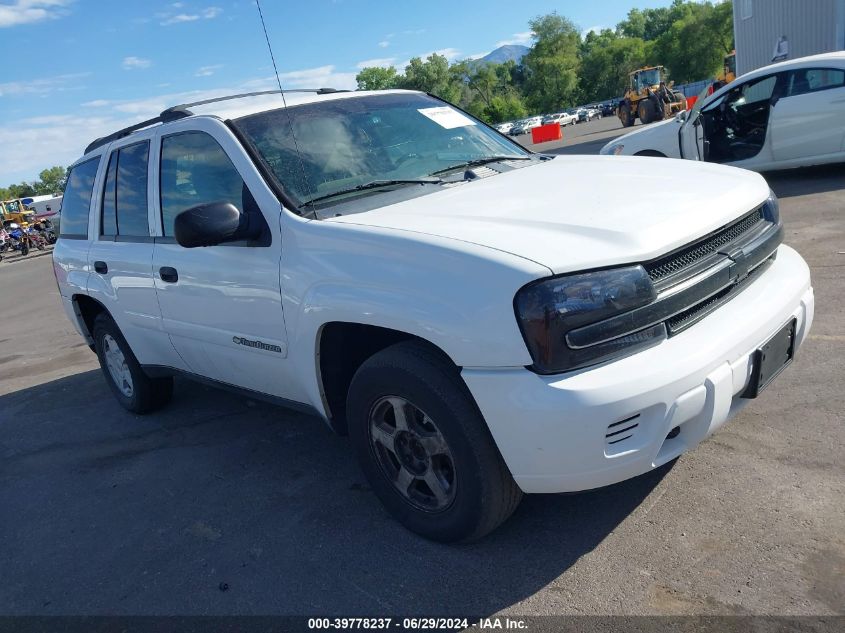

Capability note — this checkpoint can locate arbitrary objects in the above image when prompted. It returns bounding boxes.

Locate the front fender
[601,118,682,157]
[287,278,538,417]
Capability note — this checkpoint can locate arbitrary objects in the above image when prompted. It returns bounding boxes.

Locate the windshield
[234,93,530,207]
[635,68,662,89]
[2,200,21,214]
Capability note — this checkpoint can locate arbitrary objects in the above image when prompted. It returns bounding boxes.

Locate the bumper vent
[645,208,765,283]
[605,414,640,446]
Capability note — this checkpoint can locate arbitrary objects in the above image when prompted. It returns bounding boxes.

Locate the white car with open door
[601,52,845,171]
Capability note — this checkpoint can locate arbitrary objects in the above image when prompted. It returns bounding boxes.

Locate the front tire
[638,99,655,124]
[93,313,173,414]
[347,341,522,542]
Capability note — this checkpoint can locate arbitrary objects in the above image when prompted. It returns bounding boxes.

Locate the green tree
[650,1,734,82]
[580,35,651,103]
[521,13,581,113]
[8,182,36,198]
[617,6,673,41]
[355,66,400,91]
[35,166,67,195]
[453,60,527,123]
[399,54,462,103]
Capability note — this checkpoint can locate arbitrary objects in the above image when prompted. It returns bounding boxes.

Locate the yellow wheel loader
[618,66,687,128]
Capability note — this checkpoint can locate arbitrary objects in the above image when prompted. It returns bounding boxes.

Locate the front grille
[645,208,765,283]
[565,212,782,352]
[666,256,773,334]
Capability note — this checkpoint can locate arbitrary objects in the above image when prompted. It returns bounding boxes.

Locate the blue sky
[1,0,675,183]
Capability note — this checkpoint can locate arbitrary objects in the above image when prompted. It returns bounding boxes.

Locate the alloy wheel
[368,395,457,512]
[103,334,134,397]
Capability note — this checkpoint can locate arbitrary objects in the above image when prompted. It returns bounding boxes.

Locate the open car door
[698,73,785,167]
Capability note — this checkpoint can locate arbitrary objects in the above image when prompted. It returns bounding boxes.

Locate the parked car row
[499,104,609,137]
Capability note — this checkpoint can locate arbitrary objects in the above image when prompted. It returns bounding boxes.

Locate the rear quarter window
[60,157,100,238]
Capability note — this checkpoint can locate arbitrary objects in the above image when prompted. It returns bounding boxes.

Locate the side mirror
[676,110,688,122]
[174,201,261,248]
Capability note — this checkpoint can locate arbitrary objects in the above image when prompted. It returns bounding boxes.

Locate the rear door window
[787,68,845,97]
[116,142,150,236]
[100,153,118,236]
[100,141,151,238]
[60,157,100,238]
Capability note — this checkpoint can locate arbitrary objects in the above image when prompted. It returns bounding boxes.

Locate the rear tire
[347,341,522,542]
[619,104,634,127]
[93,313,173,414]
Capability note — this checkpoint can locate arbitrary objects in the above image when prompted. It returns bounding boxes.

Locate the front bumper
[462,245,814,494]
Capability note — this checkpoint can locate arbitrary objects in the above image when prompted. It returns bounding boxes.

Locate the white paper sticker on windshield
[418,106,477,129]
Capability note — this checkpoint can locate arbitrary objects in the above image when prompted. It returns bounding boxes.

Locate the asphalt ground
[512,113,642,155]
[0,129,843,617]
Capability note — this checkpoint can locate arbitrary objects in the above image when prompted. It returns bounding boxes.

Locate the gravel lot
[1,126,843,617]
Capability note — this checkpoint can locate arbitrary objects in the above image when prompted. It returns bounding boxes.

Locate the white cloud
[122,56,151,70]
[277,65,357,91]
[0,0,71,28]
[581,25,606,39]
[194,64,223,77]
[0,72,90,97]
[0,65,360,182]
[160,5,221,25]
[495,31,533,47]
[378,40,389,48]
[355,57,396,70]
[416,48,461,62]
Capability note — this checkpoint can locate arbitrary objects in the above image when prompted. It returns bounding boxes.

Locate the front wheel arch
[634,150,667,157]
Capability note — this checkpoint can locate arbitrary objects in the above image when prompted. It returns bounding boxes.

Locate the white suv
[53,89,814,542]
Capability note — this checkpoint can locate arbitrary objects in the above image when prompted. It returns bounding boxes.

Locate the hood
[329,156,770,275]
[600,118,679,154]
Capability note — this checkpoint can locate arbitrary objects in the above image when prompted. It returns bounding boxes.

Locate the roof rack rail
[84,108,192,154]
[84,88,350,155]
[165,87,350,112]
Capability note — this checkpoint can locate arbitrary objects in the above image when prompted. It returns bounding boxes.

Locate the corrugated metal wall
[733,0,845,75]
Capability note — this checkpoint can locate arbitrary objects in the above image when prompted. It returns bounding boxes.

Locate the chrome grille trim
[644,207,768,288]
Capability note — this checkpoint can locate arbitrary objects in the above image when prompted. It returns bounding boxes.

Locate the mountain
[477,44,529,65]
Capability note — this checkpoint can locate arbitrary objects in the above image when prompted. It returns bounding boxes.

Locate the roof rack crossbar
[84,87,349,155]
[84,108,193,155]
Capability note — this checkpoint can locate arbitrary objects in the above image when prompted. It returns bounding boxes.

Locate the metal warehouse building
[734,0,845,75]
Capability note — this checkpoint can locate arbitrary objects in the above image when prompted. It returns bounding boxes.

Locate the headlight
[612,144,625,155]
[514,265,664,373]
[763,189,780,224]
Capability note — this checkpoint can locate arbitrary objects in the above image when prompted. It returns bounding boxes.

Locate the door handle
[159,266,178,283]
[94,261,108,274]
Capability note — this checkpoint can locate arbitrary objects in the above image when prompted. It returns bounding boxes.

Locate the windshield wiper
[430,155,532,176]
[303,178,443,206]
